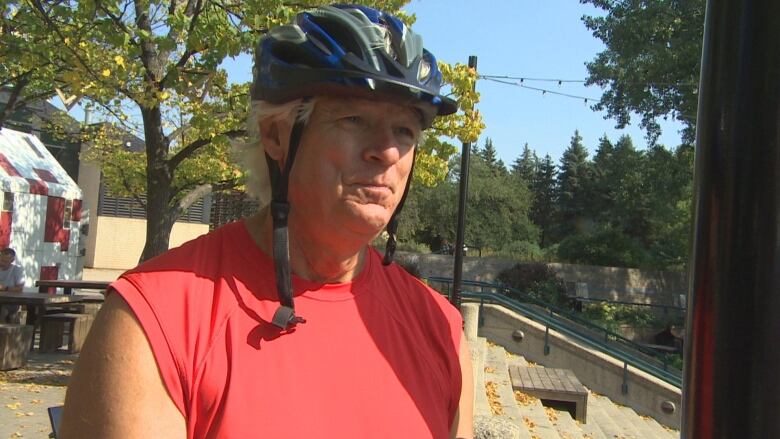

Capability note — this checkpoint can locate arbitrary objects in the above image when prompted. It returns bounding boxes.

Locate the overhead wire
[478,74,698,105]
[480,77,600,103]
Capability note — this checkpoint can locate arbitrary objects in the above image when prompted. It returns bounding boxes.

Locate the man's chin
[342,203,392,236]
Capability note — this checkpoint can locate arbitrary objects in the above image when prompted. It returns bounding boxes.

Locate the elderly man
[0,248,25,323]
[61,5,473,438]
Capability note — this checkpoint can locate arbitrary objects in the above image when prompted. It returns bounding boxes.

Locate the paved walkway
[0,352,76,438]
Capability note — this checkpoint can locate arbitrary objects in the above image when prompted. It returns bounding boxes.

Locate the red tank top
[111,220,463,439]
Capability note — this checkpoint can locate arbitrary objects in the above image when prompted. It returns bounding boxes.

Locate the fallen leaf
[6,402,22,410]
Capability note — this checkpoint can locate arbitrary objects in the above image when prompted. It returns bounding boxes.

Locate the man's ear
[259,118,287,162]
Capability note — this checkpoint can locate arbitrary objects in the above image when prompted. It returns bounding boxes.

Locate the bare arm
[450,332,474,439]
[59,293,186,439]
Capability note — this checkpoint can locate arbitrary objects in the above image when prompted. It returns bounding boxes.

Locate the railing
[427,276,683,389]
[572,296,686,314]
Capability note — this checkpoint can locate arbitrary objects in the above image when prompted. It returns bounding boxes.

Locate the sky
[403,0,687,165]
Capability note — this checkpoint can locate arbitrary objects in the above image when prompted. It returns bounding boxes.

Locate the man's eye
[395,126,417,140]
[342,116,363,125]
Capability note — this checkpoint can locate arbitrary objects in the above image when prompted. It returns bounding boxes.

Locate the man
[0,248,25,323]
[61,5,473,438]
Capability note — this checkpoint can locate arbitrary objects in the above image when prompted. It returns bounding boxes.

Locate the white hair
[233,99,316,207]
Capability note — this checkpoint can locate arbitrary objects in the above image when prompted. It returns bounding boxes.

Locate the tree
[406,151,537,254]
[478,137,506,176]
[20,0,483,261]
[511,143,538,185]
[581,0,705,144]
[641,143,694,270]
[604,135,648,239]
[530,154,557,247]
[584,134,614,220]
[556,130,591,237]
[0,1,72,127]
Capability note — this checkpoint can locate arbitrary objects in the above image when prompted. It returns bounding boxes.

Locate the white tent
[0,127,86,287]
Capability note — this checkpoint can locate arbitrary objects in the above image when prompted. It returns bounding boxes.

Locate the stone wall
[397,252,688,308]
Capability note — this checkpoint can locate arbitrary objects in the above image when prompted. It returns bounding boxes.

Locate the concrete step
[586,393,629,439]
[513,389,562,439]
[590,394,642,438]
[545,408,586,439]
[575,412,608,439]
[484,344,533,438]
[616,405,665,438]
[638,414,679,439]
[472,337,490,416]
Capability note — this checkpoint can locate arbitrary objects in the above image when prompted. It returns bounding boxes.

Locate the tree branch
[167,128,246,171]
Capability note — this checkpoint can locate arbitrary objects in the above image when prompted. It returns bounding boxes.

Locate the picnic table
[0,292,91,350]
[36,280,111,295]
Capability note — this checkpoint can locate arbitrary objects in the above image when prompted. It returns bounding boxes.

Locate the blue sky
[402,0,687,165]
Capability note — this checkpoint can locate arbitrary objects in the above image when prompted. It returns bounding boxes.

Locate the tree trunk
[139,105,174,263]
[0,76,30,129]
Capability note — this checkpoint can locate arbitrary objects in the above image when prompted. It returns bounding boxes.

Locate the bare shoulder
[59,293,186,439]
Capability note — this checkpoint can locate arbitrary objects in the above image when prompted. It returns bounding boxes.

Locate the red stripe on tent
[34,168,59,184]
[71,199,82,221]
[39,265,59,294]
[0,153,21,177]
[0,212,11,249]
[26,179,48,195]
[45,196,69,251]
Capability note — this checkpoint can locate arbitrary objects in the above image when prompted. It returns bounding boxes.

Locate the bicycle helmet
[252,4,456,330]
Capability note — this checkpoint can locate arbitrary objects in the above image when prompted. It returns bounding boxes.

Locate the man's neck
[246,211,367,284]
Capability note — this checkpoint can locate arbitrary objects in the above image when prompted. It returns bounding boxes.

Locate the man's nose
[362,128,405,165]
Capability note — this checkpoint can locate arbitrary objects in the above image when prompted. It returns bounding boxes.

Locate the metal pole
[683,0,780,437]
[451,55,478,308]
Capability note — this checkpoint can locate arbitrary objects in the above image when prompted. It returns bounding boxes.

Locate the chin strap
[383,148,417,265]
[267,114,308,330]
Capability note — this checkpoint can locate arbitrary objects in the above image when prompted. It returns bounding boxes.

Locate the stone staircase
[472,337,680,439]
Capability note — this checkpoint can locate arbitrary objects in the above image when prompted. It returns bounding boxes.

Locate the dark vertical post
[683,0,780,437]
[451,55,478,308]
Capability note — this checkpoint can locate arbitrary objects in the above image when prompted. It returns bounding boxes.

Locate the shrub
[581,302,657,332]
[498,240,545,261]
[497,263,571,308]
[557,227,649,268]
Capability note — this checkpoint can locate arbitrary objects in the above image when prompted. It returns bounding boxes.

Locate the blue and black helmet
[252,4,457,127]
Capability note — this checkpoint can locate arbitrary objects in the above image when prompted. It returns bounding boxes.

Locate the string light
[481,77,599,104]
[479,74,697,88]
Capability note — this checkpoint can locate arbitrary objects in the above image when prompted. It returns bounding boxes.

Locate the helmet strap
[266,108,308,330]
[383,148,417,265]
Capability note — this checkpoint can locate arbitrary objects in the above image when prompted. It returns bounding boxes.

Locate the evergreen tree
[531,154,558,247]
[511,143,538,184]
[557,130,592,237]
[481,137,499,166]
[607,135,648,239]
[586,135,615,221]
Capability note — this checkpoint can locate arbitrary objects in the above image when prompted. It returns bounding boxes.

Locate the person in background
[61,4,473,439]
[0,248,25,323]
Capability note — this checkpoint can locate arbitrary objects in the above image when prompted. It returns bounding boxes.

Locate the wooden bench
[40,313,92,353]
[509,365,589,422]
[0,324,34,370]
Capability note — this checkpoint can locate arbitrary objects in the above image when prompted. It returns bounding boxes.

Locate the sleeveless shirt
[111,220,464,439]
